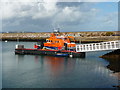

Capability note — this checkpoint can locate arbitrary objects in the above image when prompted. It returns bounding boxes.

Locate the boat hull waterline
[15,48,85,58]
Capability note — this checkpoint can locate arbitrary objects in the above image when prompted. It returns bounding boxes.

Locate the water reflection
[34,55,41,63]
[40,56,77,76]
[13,52,118,88]
[15,54,117,80]
[34,55,112,79]
[15,55,24,63]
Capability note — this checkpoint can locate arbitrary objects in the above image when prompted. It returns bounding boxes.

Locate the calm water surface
[2,41,119,88]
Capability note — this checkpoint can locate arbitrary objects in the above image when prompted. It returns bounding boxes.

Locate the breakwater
[0,31,120,42]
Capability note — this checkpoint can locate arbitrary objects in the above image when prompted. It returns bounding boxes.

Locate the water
[1,41,119,88]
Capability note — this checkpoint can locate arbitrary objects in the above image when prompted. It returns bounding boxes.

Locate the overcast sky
[0,0,119,32]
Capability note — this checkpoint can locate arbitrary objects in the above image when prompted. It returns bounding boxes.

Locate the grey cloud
[1,2,118,32]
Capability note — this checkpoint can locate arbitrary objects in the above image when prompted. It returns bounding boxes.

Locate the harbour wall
[0,31,120,42]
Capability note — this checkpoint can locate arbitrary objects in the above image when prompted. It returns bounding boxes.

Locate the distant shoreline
[0,31,120,42]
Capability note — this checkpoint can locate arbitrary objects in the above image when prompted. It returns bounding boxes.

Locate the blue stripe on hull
[44,46,58,50]
[55,53,68,57]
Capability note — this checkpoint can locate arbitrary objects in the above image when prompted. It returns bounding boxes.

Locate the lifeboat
[15,29,85,58]
[34,29,76,51]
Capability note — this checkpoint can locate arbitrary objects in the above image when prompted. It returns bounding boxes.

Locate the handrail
[76,40,120,52]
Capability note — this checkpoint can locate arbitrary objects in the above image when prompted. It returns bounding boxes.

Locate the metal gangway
[76,40,120,52]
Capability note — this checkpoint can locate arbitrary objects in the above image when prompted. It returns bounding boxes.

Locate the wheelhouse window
[55,41,59,43]
[46,40,52,42]
[46,40,49,42]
